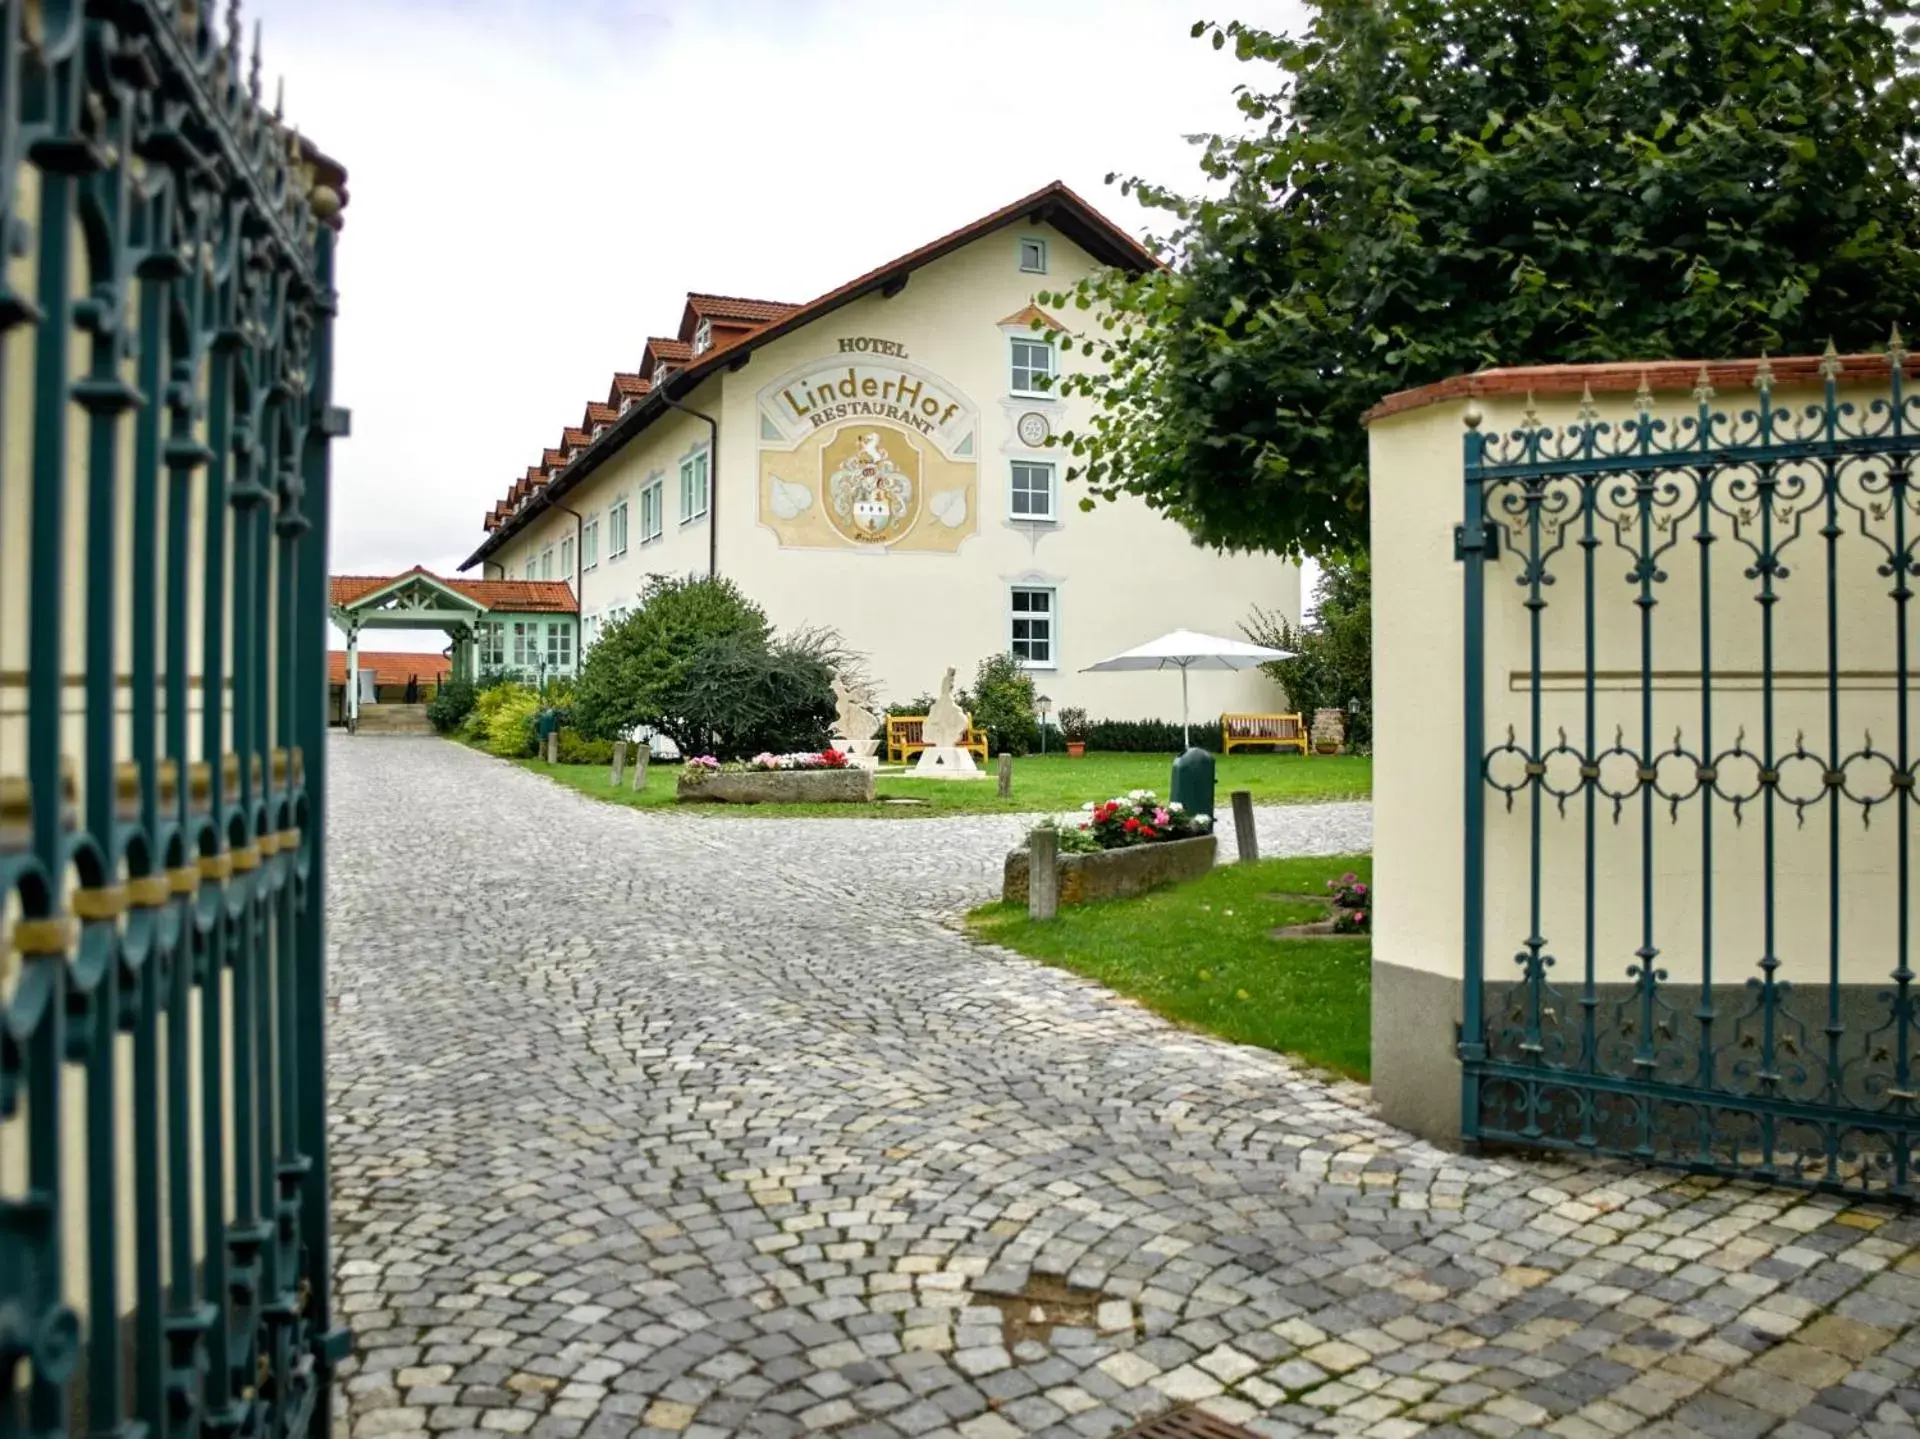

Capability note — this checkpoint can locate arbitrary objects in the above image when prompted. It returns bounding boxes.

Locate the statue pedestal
[834,736,881,771]
[913,746,986,781]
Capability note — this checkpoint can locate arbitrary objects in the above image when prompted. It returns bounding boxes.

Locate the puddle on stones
[974,1273,1117,1345]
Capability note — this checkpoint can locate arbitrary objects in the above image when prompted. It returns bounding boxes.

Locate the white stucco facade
[470,198,1299,722]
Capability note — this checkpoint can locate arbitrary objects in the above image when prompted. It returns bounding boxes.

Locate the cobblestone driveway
[328,737,1920,1439]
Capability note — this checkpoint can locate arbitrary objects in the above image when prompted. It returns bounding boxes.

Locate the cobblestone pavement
[328,737,1920,1439]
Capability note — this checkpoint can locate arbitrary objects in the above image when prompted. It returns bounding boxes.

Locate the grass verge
[966,853,1372,1080]
[516,750,1370,818]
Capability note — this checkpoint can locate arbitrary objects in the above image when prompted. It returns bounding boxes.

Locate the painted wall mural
[757,342,979,553]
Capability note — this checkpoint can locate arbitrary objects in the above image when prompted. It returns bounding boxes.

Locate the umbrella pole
[1181,664,1190,749]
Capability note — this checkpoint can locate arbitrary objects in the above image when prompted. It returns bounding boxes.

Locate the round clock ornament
[1016,411,1052,447]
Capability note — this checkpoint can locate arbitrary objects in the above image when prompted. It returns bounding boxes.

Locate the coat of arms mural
[757,348,979,553]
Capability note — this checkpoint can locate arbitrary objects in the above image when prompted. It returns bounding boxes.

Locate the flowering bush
[1332,906,1369,935]
[1026,815,1102,854]
[1327,872,1368,908]
[744,750,848,771]
[681,755,722,783]
[1077,790,1213,850]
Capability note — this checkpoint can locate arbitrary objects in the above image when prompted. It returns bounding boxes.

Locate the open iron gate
[1459,348,1920,1199]
[1,6,348,1439]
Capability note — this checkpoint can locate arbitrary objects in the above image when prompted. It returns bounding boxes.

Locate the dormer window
[652,362,671,387]
[692,318,713,356]
[593,424,605,438]
[568,448,581,461]
[1018,236,1048,274]
[620,396,633,414]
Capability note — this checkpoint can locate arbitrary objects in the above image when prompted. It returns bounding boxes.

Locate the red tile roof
[330,569,579,613]
[997,303,1068,332]
[328,651,451,688]
[1361,352,1895,425]
[468,181,1157,567]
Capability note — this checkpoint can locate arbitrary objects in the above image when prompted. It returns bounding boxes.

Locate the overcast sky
[251,0,1306,646]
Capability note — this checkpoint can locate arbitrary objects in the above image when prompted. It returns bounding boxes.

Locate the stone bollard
[632,746,649,792]
[610,740,627,787]
[1028,825,1059,921]
[545,731,558,765]
[1232,789,1258,863]
[997,752,1013,799]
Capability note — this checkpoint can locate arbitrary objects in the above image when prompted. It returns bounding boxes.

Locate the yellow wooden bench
[1222,712,1308,755]
[886,716,990,765]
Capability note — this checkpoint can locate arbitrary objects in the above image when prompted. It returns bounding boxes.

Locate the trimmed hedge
[1081,717,1226,754]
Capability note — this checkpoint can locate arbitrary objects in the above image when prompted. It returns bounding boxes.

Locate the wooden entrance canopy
[328,567,577,725]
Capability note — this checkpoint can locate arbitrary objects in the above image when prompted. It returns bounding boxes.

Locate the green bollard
[1170,746,1215,823]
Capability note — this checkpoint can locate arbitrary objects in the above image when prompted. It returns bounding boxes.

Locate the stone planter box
[1002,834,1217,908]
[676,768,876,805]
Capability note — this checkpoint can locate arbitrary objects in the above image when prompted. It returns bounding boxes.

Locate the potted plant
[1058,706,1089,759]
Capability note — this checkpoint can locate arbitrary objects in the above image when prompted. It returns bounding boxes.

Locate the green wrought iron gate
[1,5,348,1439]
[1460,347,1920,1198]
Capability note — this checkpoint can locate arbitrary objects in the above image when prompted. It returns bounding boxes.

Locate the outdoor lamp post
[1037,694,1052,754]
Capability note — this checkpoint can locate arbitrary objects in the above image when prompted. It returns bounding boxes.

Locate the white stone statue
[924,667,970,747]
[831,677,880,766]
[914,667,984,778]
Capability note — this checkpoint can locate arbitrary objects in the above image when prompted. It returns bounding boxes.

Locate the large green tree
[1043,0,1920,557]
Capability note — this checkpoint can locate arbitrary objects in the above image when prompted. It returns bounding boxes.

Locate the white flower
[1168,801,1185,813]
[1082,801,1096,811]
[1128,788,1154,801]
[1194,815,1214,829]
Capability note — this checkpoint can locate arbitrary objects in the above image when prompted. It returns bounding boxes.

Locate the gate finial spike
[1463,400,1484,430]
[1692,366,1716,404]
[274,75,285,120]
[1752,350,1774,394]
[1820,338,1843,382]
[249,20,263,103]
[1522,389,1540,430]
[1577,382,1598,423]
[1634,370,1654,414]
[1891,322,1908,372]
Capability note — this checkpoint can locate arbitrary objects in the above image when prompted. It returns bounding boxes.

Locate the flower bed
[1003,834,1217,908]
[1002,790,1218,906]
[676,751,873,804]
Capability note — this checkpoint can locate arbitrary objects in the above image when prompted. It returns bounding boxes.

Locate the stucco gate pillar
[1368,350,1919,1184]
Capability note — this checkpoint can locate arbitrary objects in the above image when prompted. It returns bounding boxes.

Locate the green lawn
[967,854,1373,1080]
[517,750,1370,818]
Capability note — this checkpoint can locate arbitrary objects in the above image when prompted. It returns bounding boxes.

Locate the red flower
[1123,817,1141,832]
[1139,824,1157,839]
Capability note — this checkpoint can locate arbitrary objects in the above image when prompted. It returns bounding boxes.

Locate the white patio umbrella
[1081,629,1294,749]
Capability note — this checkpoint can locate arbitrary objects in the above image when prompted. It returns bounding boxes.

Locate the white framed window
[680,450,710,523]
[641,479,665,543]
[1010,586,1056,668]
[608,499,630,559]
[692,318,713,355]
[523,554,536,581]
[559,536,574,578]
[1018,236,1048,273]
[1010,336,1054,396]
[477,622,505,671]
[540,547,554,580]
[1009,461,1056,522]
[512,620,541,670]
[547,622,573,672]
[652,361,671,387]
[583,515,599,570]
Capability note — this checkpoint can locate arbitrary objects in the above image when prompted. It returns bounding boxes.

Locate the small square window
[693,318,713,355]
[1018,237,1048,274]
[1010,586,1055,668]
[1010,461,1056,522]
[1010,337,1054,395]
